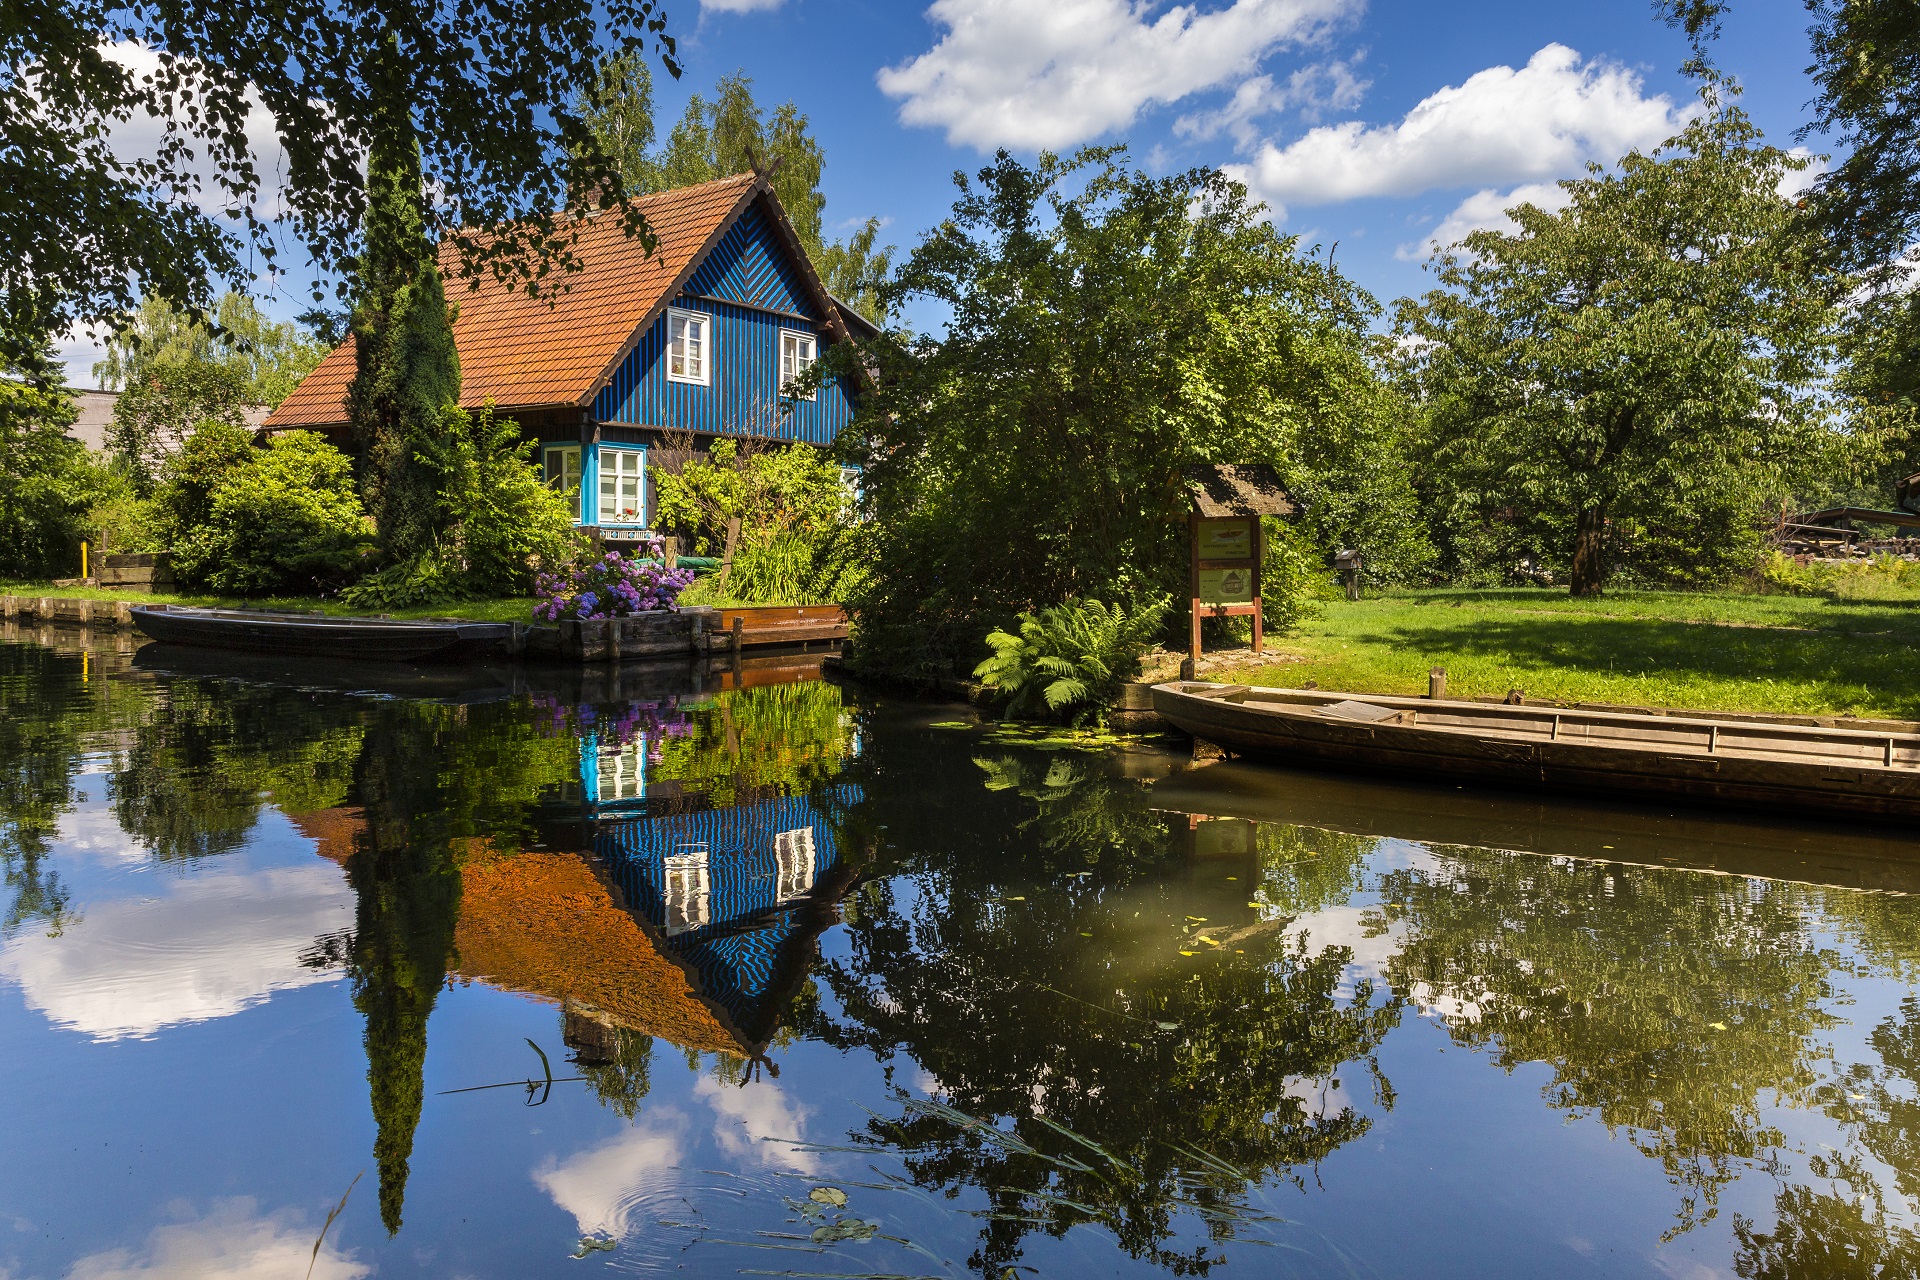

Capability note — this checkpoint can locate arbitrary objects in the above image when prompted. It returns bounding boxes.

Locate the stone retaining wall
[0,595,139,629]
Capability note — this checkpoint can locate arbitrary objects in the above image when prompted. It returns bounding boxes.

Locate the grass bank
[1246,588,1920,720]
[0,582,537,624]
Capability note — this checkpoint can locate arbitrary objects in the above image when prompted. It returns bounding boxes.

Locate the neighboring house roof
[267,173,851,431]
[68,388,119,451]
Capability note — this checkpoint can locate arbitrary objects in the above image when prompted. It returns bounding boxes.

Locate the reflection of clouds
[55,802,147,863]
[534,1112,687,1239]
[0,863,352,1040]
[1286,905,1403,979]
[65,1198,366,1279]
[693,1074,818,1174]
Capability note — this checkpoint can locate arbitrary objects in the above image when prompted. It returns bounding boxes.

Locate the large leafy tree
[1660,0,1920,274]
[0,345,106,578]
[92,292,326,409]
[577,58,895,320]
[838,147,1419,679]
[1398,93,1841,595]
[4,0,678,370]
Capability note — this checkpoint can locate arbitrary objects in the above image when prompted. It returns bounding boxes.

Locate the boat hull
[130,606,513,663]
[1152,682,1920,822]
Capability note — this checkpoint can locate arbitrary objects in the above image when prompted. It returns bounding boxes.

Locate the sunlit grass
[0,581,538,623]
[1251,587,1920,720]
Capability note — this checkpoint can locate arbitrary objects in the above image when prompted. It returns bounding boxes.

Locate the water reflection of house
[588,786,861,1049]
[289,757,863,1059]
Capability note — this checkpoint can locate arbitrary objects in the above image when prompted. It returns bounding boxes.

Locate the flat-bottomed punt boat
[130,605,514,663]
[1152,681,1920,822]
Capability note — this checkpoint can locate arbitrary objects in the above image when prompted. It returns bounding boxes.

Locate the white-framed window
[598,447,644,525]
[779,329,817,400]
[773,827,817,901]
[667,308,710,385]
[595,740,644,802]
[663,848,711,936]
[543,446,583,523]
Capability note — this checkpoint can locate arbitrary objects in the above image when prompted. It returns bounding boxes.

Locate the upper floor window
[667,308,710,385]
[779,329,817,400]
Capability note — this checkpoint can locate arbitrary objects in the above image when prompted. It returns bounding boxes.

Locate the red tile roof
[267,173,763,430]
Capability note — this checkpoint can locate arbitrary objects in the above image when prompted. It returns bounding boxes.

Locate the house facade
[265,172,872,542]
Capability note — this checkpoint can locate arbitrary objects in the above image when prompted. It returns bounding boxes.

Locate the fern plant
[973,596,1169,726]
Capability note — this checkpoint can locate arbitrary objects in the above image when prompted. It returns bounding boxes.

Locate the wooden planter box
[559,607,712,662]
[99,553,175,592]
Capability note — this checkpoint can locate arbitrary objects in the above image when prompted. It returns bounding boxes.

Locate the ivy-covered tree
[837,147,1419,680]
[345,62,461,569]
[1398,91,1842,594]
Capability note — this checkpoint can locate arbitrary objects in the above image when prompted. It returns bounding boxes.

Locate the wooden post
[716,516,743,593]
[1428,667,1447,700]
[1187,514,1202,677]
[1250,517,1264,656]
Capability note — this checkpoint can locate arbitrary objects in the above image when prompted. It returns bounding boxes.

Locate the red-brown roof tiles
[267,173,761,430]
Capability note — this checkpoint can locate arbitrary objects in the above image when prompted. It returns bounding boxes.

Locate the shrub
[168,430,372,593]
[342,404,579,608]
[0,366,107,580]
[973,596,1170,726]
[534,544,695,621]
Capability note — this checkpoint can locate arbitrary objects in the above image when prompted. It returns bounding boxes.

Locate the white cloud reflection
[64,1199,366,1280]
[0,861,353,1040]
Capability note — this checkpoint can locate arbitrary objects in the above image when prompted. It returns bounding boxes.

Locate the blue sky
[59,0,1832,381]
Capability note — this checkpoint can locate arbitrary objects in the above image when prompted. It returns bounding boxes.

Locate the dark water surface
[5,631,1920,1279]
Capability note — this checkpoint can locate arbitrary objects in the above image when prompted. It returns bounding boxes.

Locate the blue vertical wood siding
[591,205,855,446]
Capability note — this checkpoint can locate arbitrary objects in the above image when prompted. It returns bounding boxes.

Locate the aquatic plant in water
[534,541,696,621]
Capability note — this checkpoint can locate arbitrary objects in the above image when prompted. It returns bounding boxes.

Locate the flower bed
[535,542,696,622]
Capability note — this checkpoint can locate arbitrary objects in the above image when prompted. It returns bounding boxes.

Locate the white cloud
[1231,44,1694,217]
[1396,180,1573,261]
[702,0,785,10]
[879,0,1349,151]
[65,1199,367,1280]
[1174,57,1368,147]
[534,1114,686,1240]
[78,42,291,219]
[693,1074,819,1173]
[0,861,353,1040]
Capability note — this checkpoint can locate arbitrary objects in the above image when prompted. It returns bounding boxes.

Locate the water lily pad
[808,1186,849,1208]
[928,721,973,729]
[570,1234,618,1258]
[811,1216,880,1243]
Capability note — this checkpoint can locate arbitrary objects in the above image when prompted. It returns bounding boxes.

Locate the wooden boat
[1152,681,1920,822]
[130,604,515,663]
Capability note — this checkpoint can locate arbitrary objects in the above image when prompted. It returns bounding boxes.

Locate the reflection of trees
[110,680,365,859]
[0,643,137,937]
[650,681,853,806]
[343,698,577,1234]
[1733,1179,1920,1278]
[800,727,1398,1276]
[1375,850,1839,1232]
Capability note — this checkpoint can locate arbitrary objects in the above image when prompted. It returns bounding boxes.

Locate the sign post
[1188,514,1263,674]
[1179,464,1295,681]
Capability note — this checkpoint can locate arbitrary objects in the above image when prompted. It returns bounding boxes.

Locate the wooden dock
[709,605,849,651]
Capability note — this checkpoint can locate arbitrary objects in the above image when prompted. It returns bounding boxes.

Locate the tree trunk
[1569,505,1607,596]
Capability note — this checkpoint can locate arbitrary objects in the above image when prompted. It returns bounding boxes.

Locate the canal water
[4,631,1920,1279]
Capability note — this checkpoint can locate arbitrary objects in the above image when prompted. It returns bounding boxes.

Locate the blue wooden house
[266,172,874,542]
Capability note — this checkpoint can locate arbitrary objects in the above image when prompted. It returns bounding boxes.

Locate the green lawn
[1250,587,1920,720]
[0,582,538,624]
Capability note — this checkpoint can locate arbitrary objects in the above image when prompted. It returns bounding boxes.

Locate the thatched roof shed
[1181,464,1296,518]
